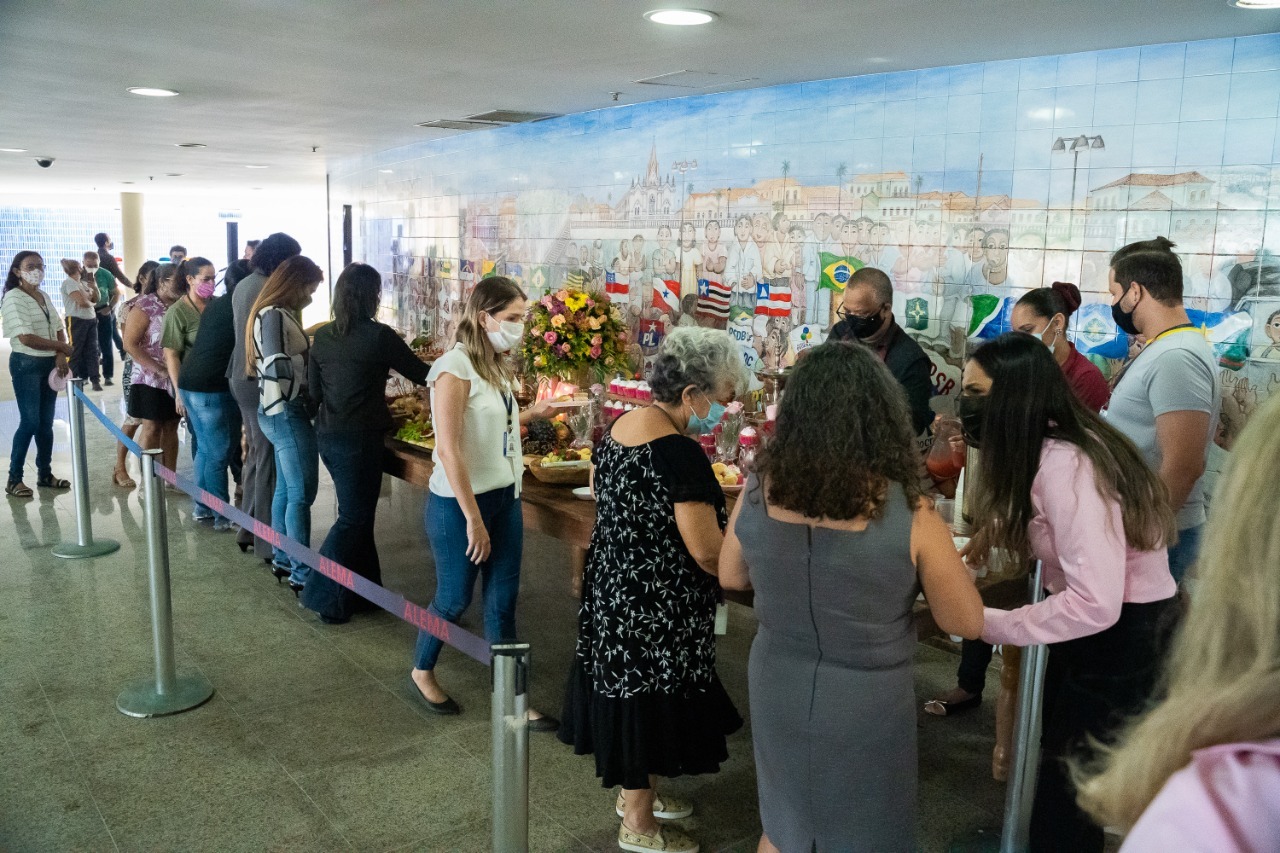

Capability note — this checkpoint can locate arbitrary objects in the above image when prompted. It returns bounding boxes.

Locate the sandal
[37,475,71,490]
[113,469,137,489]
[6,480,33,499]
[923,693,982,717]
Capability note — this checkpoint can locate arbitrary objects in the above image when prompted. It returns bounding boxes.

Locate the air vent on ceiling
[415,119,502,131]
[464,110,561,124]
[633,70,724,89]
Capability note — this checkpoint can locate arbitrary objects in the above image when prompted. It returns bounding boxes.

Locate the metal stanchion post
[52,379,120,559]
[999,560,1048,853]
[116,450,214,718]
[491,643,530,853]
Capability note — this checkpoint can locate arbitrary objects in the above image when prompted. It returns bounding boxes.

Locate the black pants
[957,638,994,695]
[300,429,385,621]
[95,312,115,381]
[1029,597,1178,853]
[68,316,100,383]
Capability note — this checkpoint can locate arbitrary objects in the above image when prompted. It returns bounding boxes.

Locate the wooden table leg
[992,644,1023,782]
[569,547,586,599]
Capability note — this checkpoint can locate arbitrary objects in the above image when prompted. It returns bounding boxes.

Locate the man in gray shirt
[227,232,301,559]
[1104,238,1219,584]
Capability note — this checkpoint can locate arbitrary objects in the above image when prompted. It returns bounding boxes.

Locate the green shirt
[94,267,113,307]
[160,296,202,359]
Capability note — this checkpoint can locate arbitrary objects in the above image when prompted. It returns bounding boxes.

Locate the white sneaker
[618,823,699,853]
[616,791,694,820]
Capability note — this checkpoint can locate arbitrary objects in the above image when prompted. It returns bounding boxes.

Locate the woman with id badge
[408,276,556,720]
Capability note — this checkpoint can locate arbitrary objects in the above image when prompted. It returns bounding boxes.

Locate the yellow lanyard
[1149,324,1202,344]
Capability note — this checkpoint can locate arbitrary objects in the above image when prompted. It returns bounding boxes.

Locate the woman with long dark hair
[719,342,983,853]
[246,255,324,592]
[959,332,1178,852]
[3,251,72,498]
[301,263,430,623]
[123,262,183,471]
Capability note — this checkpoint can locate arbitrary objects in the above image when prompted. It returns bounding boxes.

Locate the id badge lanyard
[501,391,518,459]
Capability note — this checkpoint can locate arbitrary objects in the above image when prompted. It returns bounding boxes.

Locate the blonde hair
[455,276,525,389]
[244,255,323,376]
[1072,392,1280,830]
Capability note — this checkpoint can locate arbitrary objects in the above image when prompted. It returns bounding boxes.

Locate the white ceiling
[1,0,1277,195]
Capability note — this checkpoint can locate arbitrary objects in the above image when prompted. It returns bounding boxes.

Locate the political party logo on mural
[967,294,1013,340]
[789,323,825,356]
[653,278,680,315]
[819,253,864,292]
[754,279,791,317]
[639,318,665,354]
[696,277,731,320]
[1073,302,1129,361]
[904,297,930,332]
[605,271,629,301]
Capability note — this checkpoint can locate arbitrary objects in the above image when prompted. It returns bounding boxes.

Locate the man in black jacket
[830,266,934,435]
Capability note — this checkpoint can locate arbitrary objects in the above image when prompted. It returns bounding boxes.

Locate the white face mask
[1033,320,1061,349]
[486,319,524,353]
[20,268,44,286]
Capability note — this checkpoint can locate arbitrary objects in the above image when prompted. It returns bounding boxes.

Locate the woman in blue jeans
[3,252,73,498]
[407,276,555,724]
[302,263,430,624]
[246,256,324,592]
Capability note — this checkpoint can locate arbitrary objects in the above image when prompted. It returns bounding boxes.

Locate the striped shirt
[2,286,62,357]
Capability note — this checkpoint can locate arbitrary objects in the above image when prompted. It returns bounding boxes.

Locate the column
[120,192,146,280]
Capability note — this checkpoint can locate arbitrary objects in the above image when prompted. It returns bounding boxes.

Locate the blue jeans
[257,401,318,585]
[414,485,522,671]
[8,353,58,485]
[181,389,237,523]
[1167,524,1202,585]
[301,430,386,622]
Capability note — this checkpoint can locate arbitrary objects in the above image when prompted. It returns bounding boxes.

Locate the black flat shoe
[923,693,982,717]
[237,541,250,553]
[406,675,459,715]
[527,714,560,732]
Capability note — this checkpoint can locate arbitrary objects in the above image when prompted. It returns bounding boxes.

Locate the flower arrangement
[521,288,630,381]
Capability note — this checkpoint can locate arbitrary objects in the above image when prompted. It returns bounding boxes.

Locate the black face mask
[839,309,885,340]
[956,393,987,449]
[1111,285,1140,337]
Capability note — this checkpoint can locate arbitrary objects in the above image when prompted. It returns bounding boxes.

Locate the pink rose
[589,345,603,358]
[540,296,552,308]
[558,343,571,356]
[591,334,603,346]
[544,331,557,344]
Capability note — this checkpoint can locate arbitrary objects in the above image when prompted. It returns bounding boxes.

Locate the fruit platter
[388,392,435,451]
[712,462,745,493]
[528,446,593,486]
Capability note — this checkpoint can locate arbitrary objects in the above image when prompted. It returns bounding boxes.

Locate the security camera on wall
[35,157,54,168]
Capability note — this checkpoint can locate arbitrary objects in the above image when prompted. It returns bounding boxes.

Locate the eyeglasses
[835,305,883,323]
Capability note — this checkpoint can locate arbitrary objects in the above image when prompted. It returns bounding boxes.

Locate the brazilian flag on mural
[819,253,864,292]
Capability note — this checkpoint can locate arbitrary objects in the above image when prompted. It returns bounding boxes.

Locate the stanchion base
[52,539,121,559]
[947,826,1002,852]
[116,674,214,718]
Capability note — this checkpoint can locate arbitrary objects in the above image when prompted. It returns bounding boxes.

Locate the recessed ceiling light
[644,8,716,25]
[0,147,28,153]
[122,181,135,184]
[175,142,206,148]
[165,173,184,177]
[127,87,180,97]
[1229,0,1280,7]
[379,169,394,173]
[245,164,269,169]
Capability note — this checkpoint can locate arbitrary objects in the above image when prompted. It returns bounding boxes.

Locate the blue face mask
[687,394,726,435]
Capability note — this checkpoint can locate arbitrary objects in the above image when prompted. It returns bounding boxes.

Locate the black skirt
[557,661,743,790]
[128,383,178,422]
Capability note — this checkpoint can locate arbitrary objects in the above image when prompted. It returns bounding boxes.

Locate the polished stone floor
[0,345,1011,852]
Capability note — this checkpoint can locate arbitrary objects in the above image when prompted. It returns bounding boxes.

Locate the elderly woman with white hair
[558,327,749,853]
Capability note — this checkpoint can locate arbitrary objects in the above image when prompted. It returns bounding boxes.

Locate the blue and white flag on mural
[1073,302,1130,360]
[967,295,1014,341]
[1187,308,1254,370]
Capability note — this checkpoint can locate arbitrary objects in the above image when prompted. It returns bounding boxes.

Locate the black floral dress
[558,432,743,789]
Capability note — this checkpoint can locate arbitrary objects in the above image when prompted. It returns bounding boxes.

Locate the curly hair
[649,327,749,403]
[753,341,924,520]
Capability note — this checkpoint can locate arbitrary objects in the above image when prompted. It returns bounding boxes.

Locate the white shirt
[427,344,522,499]
[2,286,62,357]
[61,277,98,321]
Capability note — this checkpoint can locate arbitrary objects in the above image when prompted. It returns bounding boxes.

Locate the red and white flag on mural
[754,278,792,317]
[652,278,680,315]
[696,277,731,320]
[605,271,629,300]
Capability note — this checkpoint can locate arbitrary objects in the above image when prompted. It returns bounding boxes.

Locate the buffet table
[382,436,1028,638]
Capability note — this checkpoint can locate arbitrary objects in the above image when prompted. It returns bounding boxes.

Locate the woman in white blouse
[407,276,556,725]
[3,251,72,498]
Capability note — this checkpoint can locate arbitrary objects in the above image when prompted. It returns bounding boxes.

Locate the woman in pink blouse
[1073,392,1280,852]
[958,332,1177,853]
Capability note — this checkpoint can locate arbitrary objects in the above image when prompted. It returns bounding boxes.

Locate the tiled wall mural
[330,33,1280,440]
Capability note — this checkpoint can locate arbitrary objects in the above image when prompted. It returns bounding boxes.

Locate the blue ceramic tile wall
[332,35,1280,433]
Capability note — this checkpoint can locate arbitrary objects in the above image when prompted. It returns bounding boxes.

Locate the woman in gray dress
[720,342,983,853]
